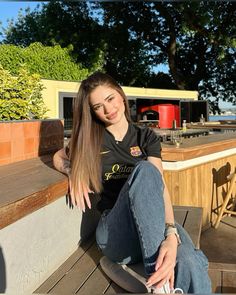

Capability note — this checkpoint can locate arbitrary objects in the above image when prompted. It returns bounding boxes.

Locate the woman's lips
[107,112,117,120]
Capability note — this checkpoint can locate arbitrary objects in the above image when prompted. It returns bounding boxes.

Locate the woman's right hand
[69,177,94,212]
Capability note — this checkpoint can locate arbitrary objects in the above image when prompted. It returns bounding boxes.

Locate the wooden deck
[34,206,202,294]
[201,216,236,293]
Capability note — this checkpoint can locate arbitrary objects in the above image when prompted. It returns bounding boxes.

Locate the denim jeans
[96,161,212,293]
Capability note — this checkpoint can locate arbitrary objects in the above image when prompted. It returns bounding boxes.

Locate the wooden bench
[0,155,67,229]
[34,206,203,295]
[0,157,99,294]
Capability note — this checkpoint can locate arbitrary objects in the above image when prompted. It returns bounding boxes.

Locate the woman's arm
[53,148,71,176]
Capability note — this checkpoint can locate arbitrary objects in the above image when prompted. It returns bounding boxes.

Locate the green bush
[0,42,90,81]
[0,65,48,120]
[0,99,29,120]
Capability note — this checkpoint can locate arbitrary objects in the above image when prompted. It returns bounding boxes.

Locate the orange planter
[0,119,64,166]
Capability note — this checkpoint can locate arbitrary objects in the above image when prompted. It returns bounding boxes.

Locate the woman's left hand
[146,234,178,290]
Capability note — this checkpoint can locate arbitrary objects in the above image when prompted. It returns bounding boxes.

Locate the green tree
[99,2,236,110]
[2,1,235,111]
[1,1,105,71]
[0,42,91,81]
[1,1,153,87]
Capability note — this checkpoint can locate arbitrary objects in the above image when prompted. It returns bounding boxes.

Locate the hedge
[0,42,90,81]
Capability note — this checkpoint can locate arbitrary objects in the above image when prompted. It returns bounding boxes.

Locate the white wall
[0,195,100,294]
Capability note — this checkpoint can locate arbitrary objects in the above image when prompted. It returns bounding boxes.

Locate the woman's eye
[108,96,114,102]
[93,105,102,111]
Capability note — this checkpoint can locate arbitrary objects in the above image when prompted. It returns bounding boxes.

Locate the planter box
[0,119,64,166]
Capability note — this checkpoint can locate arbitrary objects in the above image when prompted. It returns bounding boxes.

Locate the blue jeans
[96,161,212,293]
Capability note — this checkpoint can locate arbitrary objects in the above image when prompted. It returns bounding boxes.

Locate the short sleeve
[142,127,162,159]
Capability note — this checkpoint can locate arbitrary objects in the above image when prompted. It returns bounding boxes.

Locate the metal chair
[214,172,236,228]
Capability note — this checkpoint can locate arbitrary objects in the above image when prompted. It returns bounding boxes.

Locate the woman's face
[90,85,126,126]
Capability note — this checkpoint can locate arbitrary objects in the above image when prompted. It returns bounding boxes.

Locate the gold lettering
[112,164,120,173]
[103,164,134,181]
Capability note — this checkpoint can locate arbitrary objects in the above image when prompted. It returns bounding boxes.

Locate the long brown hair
[69,72,131,194]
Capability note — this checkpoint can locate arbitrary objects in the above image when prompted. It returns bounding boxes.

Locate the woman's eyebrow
[91,93,115,108]
[91,102,102,108]
[104,93,114,101]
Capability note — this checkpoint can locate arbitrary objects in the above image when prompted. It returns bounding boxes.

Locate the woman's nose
[103,103,112,114]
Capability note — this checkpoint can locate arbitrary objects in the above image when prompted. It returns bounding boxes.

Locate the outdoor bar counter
[160,131,236,229]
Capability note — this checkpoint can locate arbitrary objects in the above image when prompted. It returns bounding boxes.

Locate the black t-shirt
[98,123,161,212]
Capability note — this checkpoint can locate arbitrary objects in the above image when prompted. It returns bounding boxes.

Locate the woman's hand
[146,234,178,290]
[69,177,94,212]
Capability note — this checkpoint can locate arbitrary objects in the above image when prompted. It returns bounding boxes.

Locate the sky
[0,1,43,40]
[0,1,233,110]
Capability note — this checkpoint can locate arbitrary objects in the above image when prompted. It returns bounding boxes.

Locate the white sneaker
[152,281,183,294]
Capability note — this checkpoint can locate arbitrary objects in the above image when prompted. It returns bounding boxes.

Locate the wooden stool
[214,172,236,229]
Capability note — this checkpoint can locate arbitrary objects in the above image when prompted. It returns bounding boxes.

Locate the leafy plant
[0,64,48,120]
[0,42,93,81]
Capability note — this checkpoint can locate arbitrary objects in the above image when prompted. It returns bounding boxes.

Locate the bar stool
[214,172,236,228]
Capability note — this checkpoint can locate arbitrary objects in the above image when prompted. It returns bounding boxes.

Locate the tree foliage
[0,42,93,81]
[0,65,48,120]
[2,2,105,71]
[98,2,236,110]
[1,1,235,110]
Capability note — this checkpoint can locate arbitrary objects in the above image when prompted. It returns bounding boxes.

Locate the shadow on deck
[201,216,236,293]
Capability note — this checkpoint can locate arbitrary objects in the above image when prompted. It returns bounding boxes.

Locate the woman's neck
[106,119,129,141]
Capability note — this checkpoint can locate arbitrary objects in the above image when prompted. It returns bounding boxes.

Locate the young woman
[53,72,211,294]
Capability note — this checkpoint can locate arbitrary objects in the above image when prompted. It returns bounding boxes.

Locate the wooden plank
[208,269,222,293]
[104,282,126,294]
[0,155,54,180]
[161,133,236,161]
[182,207,203,249]
[0,159,66,207]
[34,237,95,293]
[173,207,187,226]
[0,157,68,229]
[50,242,102,294]
[75,265,110,295]
[0,177,68,229]
[209,262,236,272]
[164,153,236,229]
[222,271,236,293]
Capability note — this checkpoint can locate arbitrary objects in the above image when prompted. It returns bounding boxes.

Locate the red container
[157,104,180,128]
[138,104,180,128]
